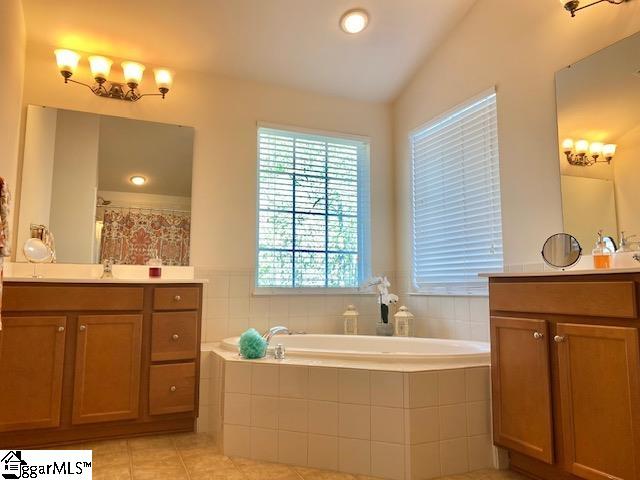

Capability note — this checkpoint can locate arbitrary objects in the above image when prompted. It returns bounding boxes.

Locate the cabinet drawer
[149,363,196,415]
[153,287,199,311]
[3,286,144,312]
[489,281,637,318]
[152,312,198,361]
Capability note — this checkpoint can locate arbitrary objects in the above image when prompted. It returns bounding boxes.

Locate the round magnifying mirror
[541,233,582,269]
[23,237,53,263]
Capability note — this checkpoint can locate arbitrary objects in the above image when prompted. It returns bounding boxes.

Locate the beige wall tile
[371,371,404,407]
[371,442,405,480]
[440,438,468,476]
[407,407,439,445]
[278,430,308,466]
[468,435,493,470]
[225,362,251,394]
[371,406,404,444]
[307,434,338,471]
[338,369,370,405]
[224,393,251,426]
[410,442,441,480]
[437,370,466,405]
[308,367,338,402]
[252,364,279,396]
[279,398,308,432]
[223,424,251,457]
[338,404,371,440]
[338,438,371,476]
[250,427,278,462]
[467,401,490,436]
[308,401,338,436]
[408,371,438,408]
[251,395,278,429]
[280,365,309,399]
[465,367,490,402]
[438,404,468,440]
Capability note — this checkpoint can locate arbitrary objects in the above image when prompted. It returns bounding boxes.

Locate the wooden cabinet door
[0,316,66,431]
[556,323,640,480]
[491,316,554,463]
[72,315,142,424]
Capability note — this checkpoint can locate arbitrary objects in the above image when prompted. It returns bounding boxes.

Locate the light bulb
[88,56,113,82]
[561,138,574,152]
[121,61,145,87]
[153,68,173,90]
[603,144,617,158]
[54,49,81,77]
[589,142,604,156]
[340,9,369,34]
[575,139,589,154]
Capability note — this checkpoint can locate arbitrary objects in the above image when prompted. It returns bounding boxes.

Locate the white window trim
[409,87,503,296]
[254,122,372,294]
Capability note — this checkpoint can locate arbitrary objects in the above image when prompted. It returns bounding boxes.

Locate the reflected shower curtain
[100,209,191,266]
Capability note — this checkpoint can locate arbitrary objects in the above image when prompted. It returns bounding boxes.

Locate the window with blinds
[411,90,503,295]
[257,126,370,288]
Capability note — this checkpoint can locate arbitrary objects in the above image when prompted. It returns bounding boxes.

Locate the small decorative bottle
[592,230,612,269]
[343,305,359,335]
[394,306,414,337]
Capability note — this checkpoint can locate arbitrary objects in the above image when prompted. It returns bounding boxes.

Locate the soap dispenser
[592,229,612,269]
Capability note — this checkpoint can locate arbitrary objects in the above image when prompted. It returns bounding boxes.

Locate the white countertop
[4,277,207,284]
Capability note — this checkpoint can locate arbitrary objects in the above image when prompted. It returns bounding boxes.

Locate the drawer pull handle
[170,385,177,392]
[79,325,86,332]
[172,333,180,341]
[58,326,65,332]
[533,332,544,340]
[174,295,182,302]
[554,335,566,343]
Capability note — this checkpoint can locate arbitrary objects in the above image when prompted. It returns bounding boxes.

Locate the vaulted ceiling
[23,0,477,101]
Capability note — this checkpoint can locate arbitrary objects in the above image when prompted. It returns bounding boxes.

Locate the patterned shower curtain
[100,208,191,266]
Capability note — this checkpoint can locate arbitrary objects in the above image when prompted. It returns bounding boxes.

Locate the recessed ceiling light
[130,175,146,186]
[340,9,369,34]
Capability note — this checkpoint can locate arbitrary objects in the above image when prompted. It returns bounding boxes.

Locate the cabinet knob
[174,295,182,302]
[170,385,177,392]
[79,325,86,332]
[533,331,544,340]
[58,326,65,332]
[172,333,180,341]
[554,335,566,343]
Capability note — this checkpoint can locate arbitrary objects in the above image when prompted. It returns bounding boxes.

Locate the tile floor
[65,433,525,480]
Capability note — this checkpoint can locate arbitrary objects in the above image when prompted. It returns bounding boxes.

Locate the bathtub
[220,333,490,366]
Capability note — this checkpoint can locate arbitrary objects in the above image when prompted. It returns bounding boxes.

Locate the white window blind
[257,126,370,288]
[411,91,503,295]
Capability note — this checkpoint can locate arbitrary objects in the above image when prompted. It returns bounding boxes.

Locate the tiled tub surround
[208,353,493,480]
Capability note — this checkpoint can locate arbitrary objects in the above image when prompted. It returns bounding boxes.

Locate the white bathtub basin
[221,334,490,365]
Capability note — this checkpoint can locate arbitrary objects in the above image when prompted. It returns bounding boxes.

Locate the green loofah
[239,328,267,359]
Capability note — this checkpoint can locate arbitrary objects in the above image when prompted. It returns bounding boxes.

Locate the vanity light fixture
[340,9,369,34]
[562,138,617,166]
[54,49,173,102]
[559,0,626,17]
[130,176,147,186]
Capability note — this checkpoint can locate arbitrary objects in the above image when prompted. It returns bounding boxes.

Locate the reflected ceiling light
[340,9,369,34]
[562,138,617,166]
[53,49,173,102]
[559,0,625,17]
[130,176,147,186]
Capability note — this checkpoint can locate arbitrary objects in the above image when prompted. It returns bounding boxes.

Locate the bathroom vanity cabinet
[489,274,640,480]
[0,281,203,448]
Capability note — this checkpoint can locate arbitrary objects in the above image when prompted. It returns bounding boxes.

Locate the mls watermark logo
[1,450,92,479]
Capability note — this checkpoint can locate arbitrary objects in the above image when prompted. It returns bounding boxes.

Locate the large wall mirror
[18,106,194,265]
[556,31,640,251]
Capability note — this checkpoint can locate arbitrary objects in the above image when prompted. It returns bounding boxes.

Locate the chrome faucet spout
[262,326,290,344]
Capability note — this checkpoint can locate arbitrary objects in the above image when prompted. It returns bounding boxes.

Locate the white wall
[0,0,25,239]
[49,110,100,263]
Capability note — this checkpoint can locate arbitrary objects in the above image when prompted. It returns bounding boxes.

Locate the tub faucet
[262,326,291,344]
